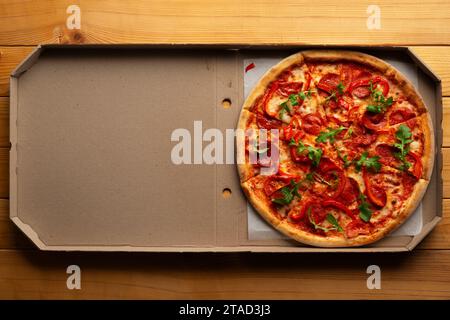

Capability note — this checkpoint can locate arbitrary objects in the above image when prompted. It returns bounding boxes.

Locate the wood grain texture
[1,0,450,46]
[0,46,33,96]
[419,199,450,249]
[0,148,7,199]
[411,47,450,96]
[0,249,450,299]
[0,200,33,249]
[0,98,8,147]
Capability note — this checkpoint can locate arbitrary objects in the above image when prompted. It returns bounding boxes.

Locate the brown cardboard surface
[10,45,442,252]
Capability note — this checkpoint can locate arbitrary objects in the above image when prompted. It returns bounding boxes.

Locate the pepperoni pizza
[237,50,434,247]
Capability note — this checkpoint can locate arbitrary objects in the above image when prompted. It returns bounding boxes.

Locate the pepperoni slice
[352,86,371,98]
[302,113,323,135]
[317,73,340,94]
[337,177,360,205]
[375,144,397,165]
[351,131,378,147]
[402,172,418,198]
[389,108,416,125]
[256,113,282,129]
[263,176,292,196]
[277,81,303,97]
[361,111,387,131]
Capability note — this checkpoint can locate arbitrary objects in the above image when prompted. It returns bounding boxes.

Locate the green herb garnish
[326,214,343,232]
[307,146,323,167]
[316,126,345,144]
[271,179,301,206]
[337,82,345,95]
[289,139,322,167]
[307,208,342,232]
[366,82,394,114]
[393,124,413,171]
[358,194,372,222]
[337,148,352,168]
[355,151,381,173]
[278,102,291,118]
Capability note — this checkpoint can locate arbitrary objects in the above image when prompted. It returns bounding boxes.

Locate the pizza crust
[237,50,435,247]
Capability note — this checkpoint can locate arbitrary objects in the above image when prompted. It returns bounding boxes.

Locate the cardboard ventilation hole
[10,45,442,252]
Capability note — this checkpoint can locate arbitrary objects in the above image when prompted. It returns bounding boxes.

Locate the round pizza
[237,50,434,247]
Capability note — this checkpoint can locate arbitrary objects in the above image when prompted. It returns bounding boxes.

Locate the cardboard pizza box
[9,45,442,252]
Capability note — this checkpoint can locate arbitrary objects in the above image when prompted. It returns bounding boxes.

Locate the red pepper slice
[290,145,310,163]
[348,76,389,97]
[406,152,423,180]
[322,199,354,217]
[245,62,255,73]
[363,169,387,208]
[282,116,304,142]
[262,82,280,118]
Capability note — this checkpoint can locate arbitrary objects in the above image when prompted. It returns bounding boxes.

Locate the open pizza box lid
[10,45,442,252]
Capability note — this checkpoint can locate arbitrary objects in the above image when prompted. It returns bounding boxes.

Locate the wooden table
[1,0,450,299]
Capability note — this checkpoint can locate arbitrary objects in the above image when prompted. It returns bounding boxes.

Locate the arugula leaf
[366,82,394,114]
[358,194,372,222]
[355,152,381,172]
[337,82,345,95]
[366,104,383,114]
[278,102,291,118]
[307,146,323,167]
[271,179,301,206]
[326,214,343,232]
[307,208,342,232]
[289,139,320,166]
[288,94,299,106]
[394,124,413,171]
[316,126,345,144]
[337,148,352,168]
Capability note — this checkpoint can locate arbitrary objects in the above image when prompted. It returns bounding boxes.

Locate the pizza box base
[10,45,442,252]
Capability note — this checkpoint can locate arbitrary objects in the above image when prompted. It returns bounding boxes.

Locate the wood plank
[443,148,450,198]
[0,46,33,96]
[1,1,450,46]
[412,47,450,97]
[0,200,33,249]
[0,148,7,199]
[444,98,450,147]
[0,249,449,299]
[0,98,8,147]
[419,199,450,249]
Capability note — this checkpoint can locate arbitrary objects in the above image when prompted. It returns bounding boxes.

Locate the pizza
[237,50,434,247]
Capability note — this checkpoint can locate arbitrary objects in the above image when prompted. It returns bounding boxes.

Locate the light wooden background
[1,0,450,299]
